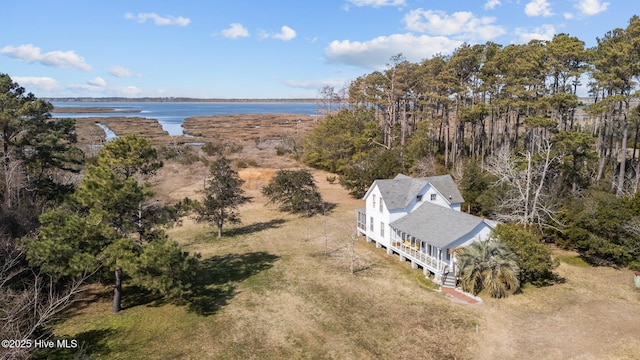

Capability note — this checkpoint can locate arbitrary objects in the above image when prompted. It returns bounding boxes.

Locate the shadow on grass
[184,251,279,316]
[310,202,337,217]
[38,329,114,360]
[322,202,337,213]
[122,285,164,310]
[224,218,286,237]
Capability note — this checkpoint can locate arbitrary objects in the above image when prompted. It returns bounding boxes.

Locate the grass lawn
[47,169,479,359]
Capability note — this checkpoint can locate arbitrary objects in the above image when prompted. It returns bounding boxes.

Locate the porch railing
[390,241,445,273]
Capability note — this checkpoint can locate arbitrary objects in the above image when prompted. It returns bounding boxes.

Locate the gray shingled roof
[425,175,464,204]
[367,174,464,210]
[390,202,486,248]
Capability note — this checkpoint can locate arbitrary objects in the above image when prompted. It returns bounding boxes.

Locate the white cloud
[403,9,505,41]
[68,81,142,97]
[574,0,609,15]
[563,12,575,19]
[346,0,405,7]
[12,76,60,92]
[324,33,462,70]
[514,24,556,43]
[525,0,554,17]
[484,0,502,10]
[262,26,297,41]
[124,12,190,26]
[221,23,250,39]
[1,44,92,71]
[88,77,106,87]
[109,66,140,78]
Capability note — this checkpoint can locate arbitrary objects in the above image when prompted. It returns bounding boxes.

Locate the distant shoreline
[51,107,142,113]
[45,97,318,104]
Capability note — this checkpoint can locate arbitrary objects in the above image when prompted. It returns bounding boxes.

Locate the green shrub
[202,142,222,156]
[492,223,557,286]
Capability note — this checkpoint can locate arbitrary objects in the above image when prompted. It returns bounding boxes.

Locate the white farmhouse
[356,174,496,287]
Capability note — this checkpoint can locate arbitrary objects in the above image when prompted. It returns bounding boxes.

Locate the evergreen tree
[1,74,82,235]
[262,169,324,216]
[194,156,249,237]
[302,108,379,174]
[25,135,194,313]
[492,223,556,286]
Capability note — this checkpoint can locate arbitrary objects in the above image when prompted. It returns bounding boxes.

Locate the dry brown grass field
[49,115,640,359]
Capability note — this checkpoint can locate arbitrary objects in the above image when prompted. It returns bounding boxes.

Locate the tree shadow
[321,202,337,214]
[183,251,279,316]
[122,285,164,309]
[224,218,286,237]
[303,201,337,217]
[39,329,114,359]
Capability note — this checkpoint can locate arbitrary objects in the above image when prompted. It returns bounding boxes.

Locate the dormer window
[430,193,437,201]
[416,195,423,202]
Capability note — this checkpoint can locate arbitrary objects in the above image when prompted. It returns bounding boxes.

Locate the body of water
[51,101,322,136]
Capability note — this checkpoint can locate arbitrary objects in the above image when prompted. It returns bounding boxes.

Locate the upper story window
[416,195,423,202]
[430,193,437,201]
[372,194,377,208]
[379,198,384,212]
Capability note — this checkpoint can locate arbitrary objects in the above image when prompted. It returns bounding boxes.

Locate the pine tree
[25,135,194,313]
[262,169,324,216]
[195,156,249,237]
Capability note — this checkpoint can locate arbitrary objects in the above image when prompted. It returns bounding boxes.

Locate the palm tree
[457,239,520,298]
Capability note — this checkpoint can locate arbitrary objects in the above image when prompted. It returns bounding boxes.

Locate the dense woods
[304,15,640,273]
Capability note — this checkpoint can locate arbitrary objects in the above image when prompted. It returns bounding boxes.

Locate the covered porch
[389,227,448,276]
[356,208,366,235]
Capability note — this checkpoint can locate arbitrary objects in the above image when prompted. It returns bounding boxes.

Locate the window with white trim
[380,222,385,237]
[430,193,437,201]
[370,216,374,232]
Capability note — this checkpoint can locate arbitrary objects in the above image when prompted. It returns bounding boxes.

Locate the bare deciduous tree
[0,239,90,360]
[486,140,563,230]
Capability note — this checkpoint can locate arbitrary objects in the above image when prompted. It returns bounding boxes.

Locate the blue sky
[0,0,632,99]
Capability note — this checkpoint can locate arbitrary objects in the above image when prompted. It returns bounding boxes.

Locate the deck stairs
[442,272,456,288]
